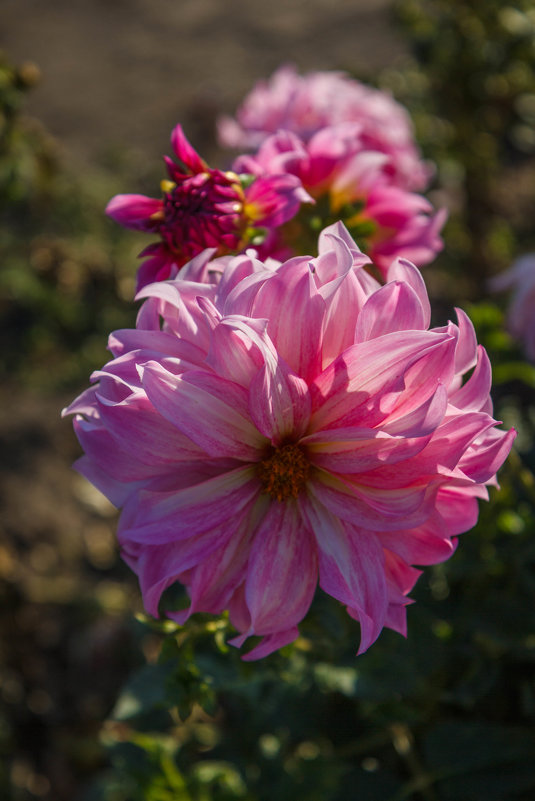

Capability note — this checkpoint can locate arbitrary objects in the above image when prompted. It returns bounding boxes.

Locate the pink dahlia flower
[106,124,311,291]
[490,254,535,361]
[64,223,514,660]
[234,129,446,278]
[219,65,433,191]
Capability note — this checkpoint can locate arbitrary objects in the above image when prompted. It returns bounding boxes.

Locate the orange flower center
[257,443,310,502]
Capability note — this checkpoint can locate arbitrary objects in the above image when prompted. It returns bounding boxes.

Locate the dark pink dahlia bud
[106,125,310,291]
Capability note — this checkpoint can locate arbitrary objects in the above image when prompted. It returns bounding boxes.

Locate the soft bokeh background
[2,1,535,800]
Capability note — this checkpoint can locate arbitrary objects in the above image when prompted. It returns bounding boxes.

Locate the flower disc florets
[64,223,515,660]
[258,443,311,501]
[160,170,245,260]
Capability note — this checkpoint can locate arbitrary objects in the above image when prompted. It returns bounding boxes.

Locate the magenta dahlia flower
[219,65,433,191]
[234,129,446,277]
[106,124,311,291]
[490,254,535,362]
[64,223,514,660]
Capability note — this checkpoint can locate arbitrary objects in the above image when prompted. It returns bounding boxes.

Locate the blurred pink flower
[219,65,433,191]
[106,124,311,291]
[235,128,446,277]
[490,254,535,361]
[64,224,514,660]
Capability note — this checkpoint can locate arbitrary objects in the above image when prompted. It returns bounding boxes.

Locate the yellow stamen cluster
[257,444,310,502]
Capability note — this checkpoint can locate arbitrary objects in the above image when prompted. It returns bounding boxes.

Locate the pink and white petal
[62,385,100,420]
[252,260,325,382]
[120,465,259,545]
[249,358,311,443]
[355,281,427,342]
[170,500,264,623]
[243,500,318,636]
[386,258,431,328]
[459,426,516,484]
[105,194,163,231]
[384,549,422,597]
[239,628,300,661]
[73,416,164,482]
[108,328,207,365]
[452,307,478,375]
[205,317,266,387]
[309,330,455,432]
[140,362,267,459]
[434,485,481,536]
[301,497,387,653]
[377,524,458,566]
[73,454,141,507]
[309,470,433,532]
[136,519,240,617]
[317,222,371,271]
[95,393,206,466]
[216,253,272,312]
[178,248,219,282]
[381,382,448,438]
[382,603,409,637]
[302,426,431,474]
[449,346,492,412]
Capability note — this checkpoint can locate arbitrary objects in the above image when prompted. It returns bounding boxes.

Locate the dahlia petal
[459,427,516,483]
[120,466,258,545]
[105,194,163,232]
[303,426,431,473]
[309,330,455,432]
[453,307,478,375]
[245,173,312,227]
[136,519,239,617]
[382,603,408,637]
[310,471,434,531]
[73,416,164,482]
[169,502,261,623]
[205,317,266,387]
[73,454,138,507]
[355,281,428,342]
[386,258,431,328]
[378,525,457,566]
[449,346,492,412]
[382,382,448,438]
[249,358,311,443]
[108,328,206,365]
[140,361,267,459]
[240,628,300,661]
[94,392,206,465]
[170,123,207,173]
[302,497,387,653]
[62,385,100,419]
[317,221,372,271]
[252,258,325,381]
[243,500,317,636]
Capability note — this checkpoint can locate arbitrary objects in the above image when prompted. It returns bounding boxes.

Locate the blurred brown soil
[0,2,408,798]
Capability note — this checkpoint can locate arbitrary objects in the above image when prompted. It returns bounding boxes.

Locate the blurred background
[2,1,535,799]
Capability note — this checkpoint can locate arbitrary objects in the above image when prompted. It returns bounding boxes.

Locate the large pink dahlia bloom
[64,224,514,660]
[234,129,446,278]
[219,65,433,192]
[106,124,311,291]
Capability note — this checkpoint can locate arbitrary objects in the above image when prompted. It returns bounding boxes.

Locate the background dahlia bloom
[219,64,433,191]
[234,128,446,277]
[64,223,514,660]
[106,124,311,291]
[490,254,535,362]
